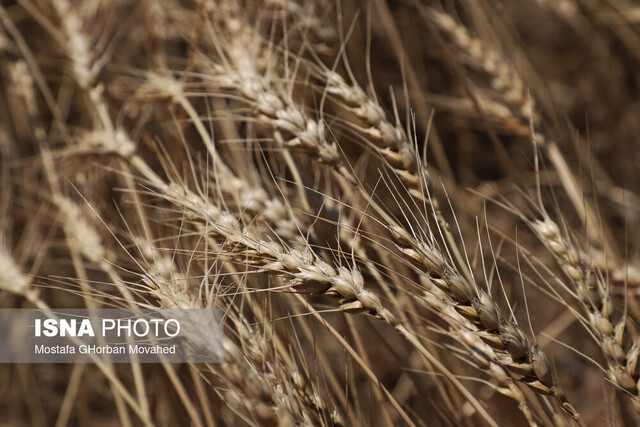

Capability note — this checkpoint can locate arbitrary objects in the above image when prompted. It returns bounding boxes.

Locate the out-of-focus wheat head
[1,0,640,425]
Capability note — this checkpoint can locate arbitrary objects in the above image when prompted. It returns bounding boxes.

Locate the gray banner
[0,309,223,363]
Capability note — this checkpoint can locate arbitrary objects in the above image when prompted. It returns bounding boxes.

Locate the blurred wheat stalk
[1,0,640,425]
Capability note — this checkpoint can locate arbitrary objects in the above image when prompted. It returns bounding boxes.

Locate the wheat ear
[533,215,640,412]
[388,224,583,423]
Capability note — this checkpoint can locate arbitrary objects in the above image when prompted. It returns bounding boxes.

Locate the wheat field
[1,0,640,425]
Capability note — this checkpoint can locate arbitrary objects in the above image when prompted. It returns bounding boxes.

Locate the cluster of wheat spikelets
[1,0,640,425]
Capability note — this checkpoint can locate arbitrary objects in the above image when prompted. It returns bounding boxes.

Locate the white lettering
[133,319,149,337]
[165,319,180,337]
[102,319,115,336]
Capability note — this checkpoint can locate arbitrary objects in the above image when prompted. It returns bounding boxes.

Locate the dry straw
[2,0,640,425]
